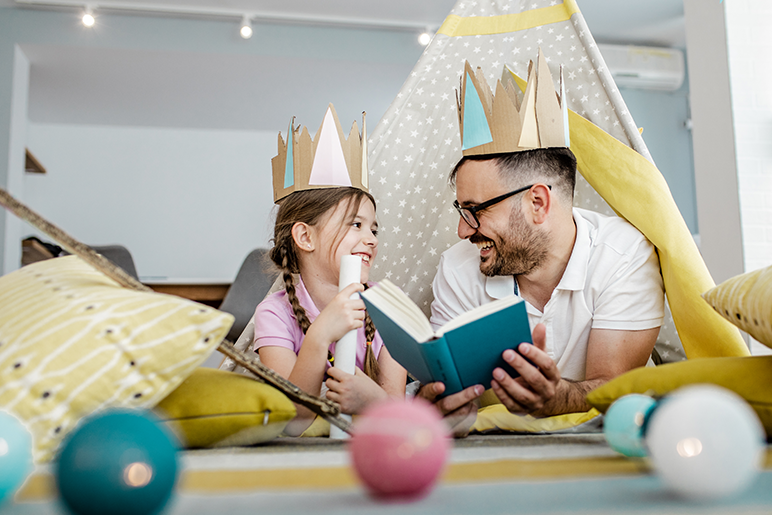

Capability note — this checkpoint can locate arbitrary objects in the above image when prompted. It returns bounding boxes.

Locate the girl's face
[318,197,379,284]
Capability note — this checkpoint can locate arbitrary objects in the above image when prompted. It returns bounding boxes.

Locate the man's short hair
[450,148,577,204]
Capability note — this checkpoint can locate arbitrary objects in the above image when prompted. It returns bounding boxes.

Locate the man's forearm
[535,378,606,417]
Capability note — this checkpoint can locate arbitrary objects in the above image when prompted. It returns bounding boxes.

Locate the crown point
[284,117,295,189]
[458,52,569,156]
[361,112,369,190]
[461,68,494,151]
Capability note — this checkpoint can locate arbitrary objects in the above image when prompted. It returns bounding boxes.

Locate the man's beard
[473,207,549,277]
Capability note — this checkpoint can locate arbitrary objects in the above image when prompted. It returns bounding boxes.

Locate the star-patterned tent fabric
[367,0,691,362]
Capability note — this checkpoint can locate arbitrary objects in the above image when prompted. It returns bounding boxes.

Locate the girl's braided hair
[268,187,380,381]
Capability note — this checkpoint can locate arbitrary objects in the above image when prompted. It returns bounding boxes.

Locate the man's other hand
[417,382,484,437]
[490,323,562,417]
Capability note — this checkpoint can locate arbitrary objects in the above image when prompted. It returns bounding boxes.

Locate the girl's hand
[325,367,387,414]
[305,283,366,347]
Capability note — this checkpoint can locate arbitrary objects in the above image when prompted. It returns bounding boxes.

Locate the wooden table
[143,280,231,307]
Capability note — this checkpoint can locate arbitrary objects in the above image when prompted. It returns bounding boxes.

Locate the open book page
[435,294,522,337]
[361,280,434,342]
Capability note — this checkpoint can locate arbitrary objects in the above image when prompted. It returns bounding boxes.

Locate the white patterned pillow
[0,256,233,462]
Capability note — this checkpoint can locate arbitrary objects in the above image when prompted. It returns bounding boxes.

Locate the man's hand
[491,323,660,417]
[490,323,564,417]
[417,382,484,437]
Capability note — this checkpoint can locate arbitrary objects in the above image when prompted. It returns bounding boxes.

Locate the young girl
[253,186,407,435]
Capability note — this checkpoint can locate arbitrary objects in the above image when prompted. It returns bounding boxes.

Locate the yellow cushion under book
[154,368,296,447]
[586,357,772,435]
[297,394,601,436]
[471,404,601,434]
[0,256,233,462]
[471,389,601,434]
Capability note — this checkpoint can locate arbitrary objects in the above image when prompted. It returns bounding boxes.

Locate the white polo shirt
[430,208,664,381]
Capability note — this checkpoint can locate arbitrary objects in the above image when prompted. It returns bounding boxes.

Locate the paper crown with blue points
[271,104,369,203]
[457,48,570,157]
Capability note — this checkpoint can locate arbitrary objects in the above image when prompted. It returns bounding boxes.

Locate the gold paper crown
[271,104,369,203]
[456,48,570,157]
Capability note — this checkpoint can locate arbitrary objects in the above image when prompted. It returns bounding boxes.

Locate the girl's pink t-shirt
[253,277,383,371]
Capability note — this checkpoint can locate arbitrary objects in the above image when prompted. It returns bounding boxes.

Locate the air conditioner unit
[598,44,685,91]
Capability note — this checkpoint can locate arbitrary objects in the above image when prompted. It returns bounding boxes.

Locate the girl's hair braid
[362,285,380,382]
[277,244,312,334]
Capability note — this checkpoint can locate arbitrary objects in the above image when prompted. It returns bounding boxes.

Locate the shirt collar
[485,274,516,299]
[292,276,320,321]
[556,208,590,292]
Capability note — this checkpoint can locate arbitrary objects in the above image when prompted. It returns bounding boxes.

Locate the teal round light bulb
[0,411,34,506]
[55,409,179,515]
[603,393,657,458]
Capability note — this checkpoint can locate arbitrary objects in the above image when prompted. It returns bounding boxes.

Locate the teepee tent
[368,0,747,360]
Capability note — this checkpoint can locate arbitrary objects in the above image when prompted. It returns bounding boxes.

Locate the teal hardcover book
[361,280,532,396]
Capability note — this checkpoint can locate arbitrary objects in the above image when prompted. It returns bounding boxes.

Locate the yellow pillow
[0,256,233,462]
[702,265,772,350]
[471,390,601,434]
[471,404,601,433]
[300,416,331,437]
[154,368,296,447]
[586,357,772,434]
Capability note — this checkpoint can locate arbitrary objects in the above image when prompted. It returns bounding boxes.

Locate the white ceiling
[12,0,685,131]
[12,0,465,28]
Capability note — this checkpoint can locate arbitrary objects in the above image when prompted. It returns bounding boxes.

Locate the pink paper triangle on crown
[309,108,352,187]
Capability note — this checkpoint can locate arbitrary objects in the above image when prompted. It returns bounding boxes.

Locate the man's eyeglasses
[453,184,552,229]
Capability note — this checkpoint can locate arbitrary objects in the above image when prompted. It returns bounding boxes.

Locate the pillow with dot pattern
[0,256,233,462]
[702,264,772,349]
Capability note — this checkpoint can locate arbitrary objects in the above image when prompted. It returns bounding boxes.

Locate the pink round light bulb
[350,399,450,500]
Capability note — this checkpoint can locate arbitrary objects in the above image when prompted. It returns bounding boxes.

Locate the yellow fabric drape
[504,72,747,358]
[438,1,580,37]
[568,111,748,358]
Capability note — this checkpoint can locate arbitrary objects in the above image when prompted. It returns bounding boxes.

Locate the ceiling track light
[81,5,95,27]
[418,27,433,46]
[239,14,253,39]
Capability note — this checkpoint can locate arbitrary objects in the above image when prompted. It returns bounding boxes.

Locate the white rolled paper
[330,254,361,439]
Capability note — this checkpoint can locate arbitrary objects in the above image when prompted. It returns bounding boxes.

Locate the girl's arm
[258,340,328,436]
[258,283,367,436]
[376,346,407,398]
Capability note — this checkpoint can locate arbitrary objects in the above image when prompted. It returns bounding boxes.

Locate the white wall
[725,0,772,274]
[683,0,745,285]
[723,0,772,356]
[3,46,29,274]
[24,123,277,281]
[0,6,424,274]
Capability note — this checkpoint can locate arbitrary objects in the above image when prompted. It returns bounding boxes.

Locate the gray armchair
[90,245,139,280]
[218,248,277,344]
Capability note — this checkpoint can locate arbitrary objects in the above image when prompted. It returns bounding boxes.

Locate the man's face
[454,159,549,277]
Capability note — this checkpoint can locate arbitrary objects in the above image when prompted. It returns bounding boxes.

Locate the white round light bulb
[646,385,764,501]
[418,32,432,46]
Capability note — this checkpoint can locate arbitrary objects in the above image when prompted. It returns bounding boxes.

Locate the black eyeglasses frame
[453,184,552,229]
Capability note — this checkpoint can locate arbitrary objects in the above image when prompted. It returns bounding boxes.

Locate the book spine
[420,337,464,396]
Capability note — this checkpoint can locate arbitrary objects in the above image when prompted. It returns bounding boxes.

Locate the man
[419,56,664,432]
